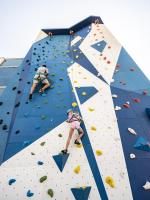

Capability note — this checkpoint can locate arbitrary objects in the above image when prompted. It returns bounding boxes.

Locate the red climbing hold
[143,90,148,95]
[116,64,120,68]
[133,98,140,103]
[108,46,111,49]
[123,103,130,108]
[107,61,111,64]
[103,57,107,60]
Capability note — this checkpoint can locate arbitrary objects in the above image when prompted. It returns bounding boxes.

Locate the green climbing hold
[47,189,54,197]
[39,176,47,183]
[40,142,46,146]
[58,134,62,137]
[59,78,64,81]
[41,115,47,120]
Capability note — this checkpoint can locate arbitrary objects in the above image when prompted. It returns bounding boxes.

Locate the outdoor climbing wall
[0,16,150,200]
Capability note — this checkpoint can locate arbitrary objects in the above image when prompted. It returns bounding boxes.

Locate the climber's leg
[29,83,38,99]
[39,79,50,93]
[62,128,74,153]
[75,127,84,145]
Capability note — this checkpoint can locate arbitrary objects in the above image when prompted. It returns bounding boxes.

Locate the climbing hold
[40,142,46,146]
[58,133,62,137]
[15,130,20,134]
[24,113,29,118]
[88,107,95,112]
[82,92,87,96]
[47,188,54,198]
[2,124,8,130]
[31,152,35,155]
[74,165,81,174]
[143,90,148,95]
[0,119,3,124]
[8,179,16,185]
[145,108,150,119]
[134,137,150,152]
[39,176,47,183]
[37,161,44,165]
[76,143,82,148]
[130,153,136,159]
[72,102,77,107]
[23,141,31,146]
[91,126,97,131]
[17,90,21,94]
[105,176,115,188]
[12,86,17,90]
[115,105,120,110]
[130,68,135,71]
[59,78,64,81]
[35,125,40,129]
[128,128,137,135]
[133,98,140,103]
[41,115,47,120]
[0,102,3,106]
[27,190,34,197]
[123,103,130,108]
[112,94,118,98]
[143,181,150,190]
[15,102,20,108]
[96,150,103,156]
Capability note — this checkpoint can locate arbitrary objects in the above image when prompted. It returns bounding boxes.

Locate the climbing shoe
[29,94,32,100]
[61,149,68,154]
[74,140,81,145]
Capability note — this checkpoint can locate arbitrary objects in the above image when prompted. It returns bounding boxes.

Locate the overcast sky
[0,0,150,79]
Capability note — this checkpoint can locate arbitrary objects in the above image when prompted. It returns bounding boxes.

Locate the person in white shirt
[29,65,50,99]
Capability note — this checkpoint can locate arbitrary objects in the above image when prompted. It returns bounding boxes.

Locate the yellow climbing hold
[72,102,77,107]
[91,126,97,131]
[96,150,103,156]
[105,176,115,188]
[88,107,95,112]
[74,80,78,83]
[74,165,80,174]
[76,143,82,148]
[82,92,87,96]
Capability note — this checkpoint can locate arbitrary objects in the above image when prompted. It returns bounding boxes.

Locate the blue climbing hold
[91,40,107,53]
[75,87,98,104]
[8,179,16,185]
[53,153,69,172]
[145,108,150,119]
[35,125,40,129]
[23,141,31,147]
[27,190,34,197]
[37,161,44,165]
[24,112,29,118]
[41,93,46,97]
[71,186,91,200]
[134,137,150,152]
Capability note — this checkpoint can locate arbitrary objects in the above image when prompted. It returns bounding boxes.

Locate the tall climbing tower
[0,16,150,200]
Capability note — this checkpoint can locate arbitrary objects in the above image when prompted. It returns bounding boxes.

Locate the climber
[61,109,84,154]
[29,64,50,99]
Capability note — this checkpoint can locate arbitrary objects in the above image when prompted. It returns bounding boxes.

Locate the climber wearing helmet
[29,64,50,99]
[61,109,84,154]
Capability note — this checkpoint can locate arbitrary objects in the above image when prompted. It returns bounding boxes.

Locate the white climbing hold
[128,128,137,135]
[115,106,121,111]
[112,94,118,98]
[111,78,114,83]
[143,181,150,190]
[126,101,130,104]
[130,153,136,159]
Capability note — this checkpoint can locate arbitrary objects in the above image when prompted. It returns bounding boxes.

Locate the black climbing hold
[27,81,31,84]
[26,59,29,63]
[0,102,3,106]
[12,87,17,91]
[0,119,3,125]
[15,102,20,107]
[17,73,20,75]
[25,101,29,104]
[17,90,21,94]
[2,124,7,130]
[15,130,20,134]
[33,52,36,55]
[35,68,37,71]
[19,78,22,81]
[6,112,10,115]
[34,48,36,50]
